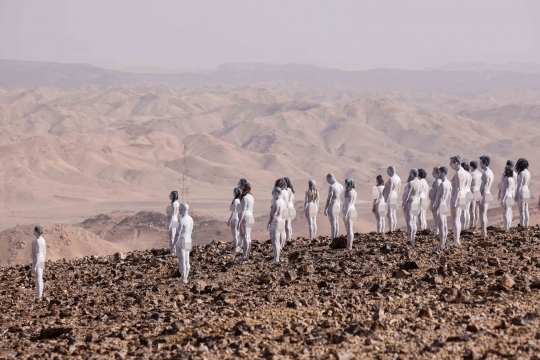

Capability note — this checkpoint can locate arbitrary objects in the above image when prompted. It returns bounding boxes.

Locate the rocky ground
[1,225,540,359]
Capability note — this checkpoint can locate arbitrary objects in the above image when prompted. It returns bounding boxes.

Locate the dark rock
[39,327,72,340]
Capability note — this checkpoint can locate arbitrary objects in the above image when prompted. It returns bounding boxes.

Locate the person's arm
[267,202,277,230]
[172,221,184,249]
[324,186,333,216]
[316,194,320,213]
[434,184,443,215]
[31,242,37,272]
[453,176,461,209]
[227,201,236,227]
[401,184,411,211]
[382,182,390,203]
[501,178,509,203]
[304,191,309,212]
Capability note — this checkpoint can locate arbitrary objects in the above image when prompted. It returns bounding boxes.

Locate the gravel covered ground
[1,225,540,359]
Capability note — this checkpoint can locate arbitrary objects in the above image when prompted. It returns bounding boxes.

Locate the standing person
[383,166,401,232]
[402,169,421,244]
[417,168,429,231]
[267,187,286,263]
[227,188,242,253]
[342,178,357,250]
[304,180,320,239]
[173,203,194,285]
[372,175,386,234]
[460,162,473,230]
[166,191,180,256]
[31,225,46,300]
[283,177,296,242]
[498,160,516,206]
[479,155,494,237]
[238,183,255,262]
[433,167,452,251]
[469,161,482,229]
[323,174,344,239]
[274,178,290,247]
[429,167,442,238]
[501,167,516,231]
[515,158,531,229]
[449,156,467,246]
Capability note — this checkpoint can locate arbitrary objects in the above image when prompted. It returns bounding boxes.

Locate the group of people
[24,155,533,300]
[373,156,532,251]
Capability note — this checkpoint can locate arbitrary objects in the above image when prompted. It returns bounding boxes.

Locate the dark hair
[410,169,418,178]
[376,175,384,186]
[470,161,478,170]
[308,180,318,201]
[345,178,355,192]
[283,177,295,194]
[274,178,287,190]
[505,160,514,168]
[515,158,529,174]
[240,183,252,201]
[231,187,241,205]
[480,155,490,167]
[460,162,470,171]
[450,156,461,164]
[439,166,448,175]
[238,178,247,189]
[418,169,427,179]
[169,191,179,203]
[504,166,513,178]
[34,225,44,236]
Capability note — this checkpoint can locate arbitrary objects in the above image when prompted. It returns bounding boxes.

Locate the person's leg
[479,199,489,237]
[431,210,439,236]
[411,214,417,243]
[242,227,252,260]
[463,202,471,230]
[329,207,336,239]
[420,209,427,230]
[312,216,318,238]
[285,219,292,242]
[346,218,353,250]
[524,202,530,228]
[35,267,43,299]
[169,227,177,256]
[506,204,513,230]
[404,208,412,243]
[270,225,280,263]
[450,207,462,245]
[375,212,381,233]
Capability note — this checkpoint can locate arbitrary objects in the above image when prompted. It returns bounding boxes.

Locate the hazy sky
[1,0,540,71]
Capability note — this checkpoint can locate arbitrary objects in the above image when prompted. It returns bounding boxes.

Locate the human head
[179,203,189,216]
[272,187,282,199]
[326,174,336,184]
[283,177,295,194]
[418,168,427,179]
[274,178,287,190]
[387,166,395,177]
[344,178,355,191]
[470,161,478,170]
[439,166,448,180]
[461,162,470,171]
[503,167,513,178]
[449,156,461,170]
[408,168,418,182]
[505,160,514,168]
[231,187,241,205]
[240,183,251,200]
[308,179,316,189]
[376,175,384,186]
[432,166,440,179]
[479,155,490,169]
[515,158,529,174]
[169,191,179,203]
[34,225,44,237]
[238,178,248,190]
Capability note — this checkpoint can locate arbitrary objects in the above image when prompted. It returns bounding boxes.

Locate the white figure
[498,160,517,204]
[227,188,242,253]
[501,167,516,231]
[238,183,255,261]
[449,156,467,246]
[479,155,494,237]
[166,191,180,256]
[469,161,482,229]
[515,158,531,229]
[417,168,429,231]
[433,167,452,251]
[304,180,320,239]
[460,162,473,230]
[267,187,286,262]
[284,177,296,242]
[342,178,357,250]
[172,203,193,284]
[383,166,401,232]
[372,175,386,234]
[274,178,290,247]
[324,174,344,239]
[31,225,46,299]
[401,169,421,244]
[429,167,442,238]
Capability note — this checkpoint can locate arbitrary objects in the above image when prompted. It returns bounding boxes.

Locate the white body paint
[469,169,482,229]
[285,187,295,242]
[501,176,516,231]
[268,189,286,263]
[383,169,401,232]
[479,164,494,237]
[343,188,357,250]
[227,198,242,252]
[324,175,344,239]
[402,174,421,244]
[429,173,442,237]
[166,200,180,256]
[304,187,320,239]
[372,185,386,233]
[516,169,531,229]
[31,235,46,299]
[238,194,255,261]
[173,204,194,284]
[433,175,452,251]
[417,178,429,230]
[461,170,472,230]
[450,163,467,246]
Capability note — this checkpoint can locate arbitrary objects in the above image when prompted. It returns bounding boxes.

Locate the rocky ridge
[1,226,540,359]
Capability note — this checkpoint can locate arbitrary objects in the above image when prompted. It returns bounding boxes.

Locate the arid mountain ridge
[0,59,539,264]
